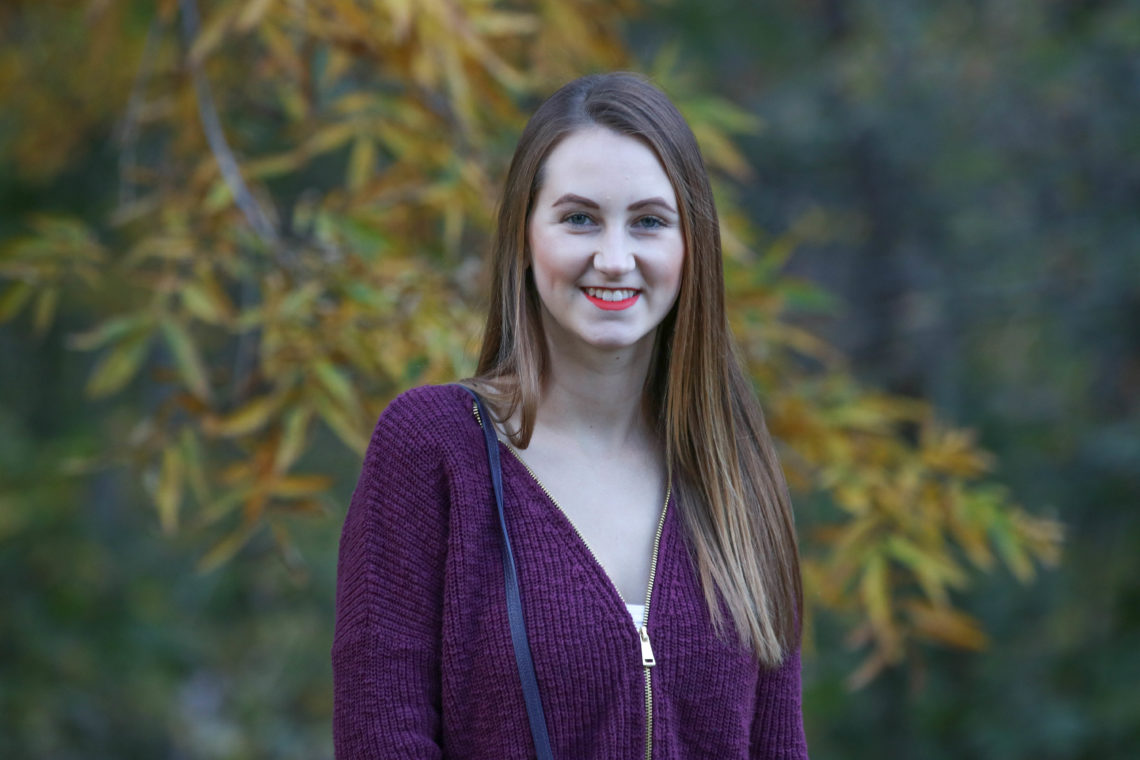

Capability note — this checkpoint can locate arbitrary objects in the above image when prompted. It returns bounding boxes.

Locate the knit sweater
[332,384,809,759]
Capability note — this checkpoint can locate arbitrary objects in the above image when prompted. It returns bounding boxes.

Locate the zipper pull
[639,626,656,667]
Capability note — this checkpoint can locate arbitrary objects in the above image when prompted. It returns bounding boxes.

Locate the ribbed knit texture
[333,384,809,759]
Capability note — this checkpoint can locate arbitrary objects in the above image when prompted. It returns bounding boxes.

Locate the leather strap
[457,385,555,759]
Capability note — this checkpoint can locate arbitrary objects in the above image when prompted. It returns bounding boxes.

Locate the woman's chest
[438,472,760,757]
[504,444,668,602]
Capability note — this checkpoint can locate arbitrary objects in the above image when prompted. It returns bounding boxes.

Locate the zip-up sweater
[333,384,809,759]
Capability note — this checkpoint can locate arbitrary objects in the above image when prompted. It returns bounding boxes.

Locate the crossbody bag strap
[455,385,555,760]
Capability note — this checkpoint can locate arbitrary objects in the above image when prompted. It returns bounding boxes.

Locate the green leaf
[885,536,967,606]
[155,446,183,535]
[991,514,1035,583]
[312,360,361,413]
[860,551,893,640]
[337,216,390,261]
[273,406,312,473]
[0,281,34,322]
[180,427,212,506]
[196,521,261,574]
[70,314,152,351]
[85,331,151,398]
[181,281,233,325]
[313,393,369,455]
[161,319,212,401]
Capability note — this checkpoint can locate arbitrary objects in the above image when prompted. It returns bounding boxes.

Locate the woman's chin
[575,330,655,355]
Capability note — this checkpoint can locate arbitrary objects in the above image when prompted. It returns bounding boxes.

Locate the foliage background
[1,0,1136,758]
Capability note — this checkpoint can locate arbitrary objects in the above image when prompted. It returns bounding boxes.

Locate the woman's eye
[634,216,666,229]
[563,212,594,226]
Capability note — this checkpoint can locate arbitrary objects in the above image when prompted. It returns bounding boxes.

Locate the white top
[625,603,646,629]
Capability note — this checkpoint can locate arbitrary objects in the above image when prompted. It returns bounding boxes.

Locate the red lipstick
[583,288,640,311]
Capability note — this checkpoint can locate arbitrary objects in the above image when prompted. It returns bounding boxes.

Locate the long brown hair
[467,72,802,666]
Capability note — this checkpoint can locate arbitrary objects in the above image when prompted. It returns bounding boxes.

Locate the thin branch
[178,0,279,404]
[117,13,163,210]
[178,0,279,246]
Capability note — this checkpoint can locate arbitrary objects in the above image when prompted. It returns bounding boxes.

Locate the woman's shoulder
[378,383,476,431]
[366,383,482,461]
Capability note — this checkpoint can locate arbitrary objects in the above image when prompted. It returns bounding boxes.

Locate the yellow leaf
[235,0,275,32]
[846,650,889,691]
[347,137,376,191]
[304,121,358,157]
[243,490,268,524]
[328,0,372,31]
[86,331,151,398]
[270,474,333,498]
[189,5,237,65]
[203,394,283,437]
[245,149,308,180]
[156,446,183,535]
[470,10,540,36]
[274,498,325,516]
[1012,509,1064,566]
[380,0,414,40]
[273,406,312,473]
[905,602,989,651]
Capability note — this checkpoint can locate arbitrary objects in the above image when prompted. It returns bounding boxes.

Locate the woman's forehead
[536,128,676,208]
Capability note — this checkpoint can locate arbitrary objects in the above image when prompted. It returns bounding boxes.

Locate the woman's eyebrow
[552,193,599,209]
[628,197,677,214]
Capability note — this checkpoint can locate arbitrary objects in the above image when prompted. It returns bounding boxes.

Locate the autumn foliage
[0,0,1060,685]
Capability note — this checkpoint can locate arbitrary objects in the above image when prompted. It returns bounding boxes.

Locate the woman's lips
[583,287,640,311]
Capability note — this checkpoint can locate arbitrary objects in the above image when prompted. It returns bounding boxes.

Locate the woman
[333,72,808,759]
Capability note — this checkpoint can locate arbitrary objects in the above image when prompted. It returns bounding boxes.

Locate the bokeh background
[1,1,1136,758]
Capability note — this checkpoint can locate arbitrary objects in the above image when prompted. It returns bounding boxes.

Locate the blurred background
[1,0,1136,758]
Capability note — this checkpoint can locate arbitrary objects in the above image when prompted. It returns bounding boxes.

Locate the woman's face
[527,127,684,359]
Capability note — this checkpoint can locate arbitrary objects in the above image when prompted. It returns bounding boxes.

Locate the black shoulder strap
[455,385,554,759]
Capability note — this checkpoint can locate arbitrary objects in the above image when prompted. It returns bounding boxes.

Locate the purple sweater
[333,384,808,758]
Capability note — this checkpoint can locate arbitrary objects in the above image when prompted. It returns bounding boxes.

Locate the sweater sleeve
[750,643,810,759]
[332,392,451,759]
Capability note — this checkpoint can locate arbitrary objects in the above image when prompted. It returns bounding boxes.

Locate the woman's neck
[537,332,657,452]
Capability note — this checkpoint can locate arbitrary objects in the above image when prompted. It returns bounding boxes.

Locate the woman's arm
[750,643,810,759]
[332,393,451,759]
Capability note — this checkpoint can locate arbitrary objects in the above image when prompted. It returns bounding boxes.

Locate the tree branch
[116,13,163,211]
[178,0,279,247]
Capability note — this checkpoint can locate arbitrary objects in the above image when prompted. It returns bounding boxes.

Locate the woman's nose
[592,229,635,276]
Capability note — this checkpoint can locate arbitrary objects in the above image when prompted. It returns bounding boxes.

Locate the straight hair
[465,72,802,666]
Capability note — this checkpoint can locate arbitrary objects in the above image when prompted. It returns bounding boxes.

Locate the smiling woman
[528,127,684,355]
[333,73,808,759]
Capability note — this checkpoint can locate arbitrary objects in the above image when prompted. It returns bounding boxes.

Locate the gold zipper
[474,405,667,759]
[509,442,669,760]
[641,497,669,760]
